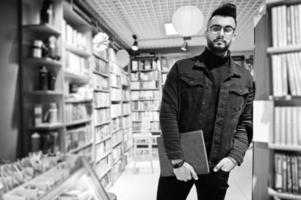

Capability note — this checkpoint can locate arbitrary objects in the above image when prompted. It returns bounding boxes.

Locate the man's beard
[207,38,230,54]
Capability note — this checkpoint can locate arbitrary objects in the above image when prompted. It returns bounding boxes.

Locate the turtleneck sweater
[201,48,230,154]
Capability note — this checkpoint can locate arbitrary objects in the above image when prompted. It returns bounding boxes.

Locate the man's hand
[213,157,237,172]
[173,162,198,182]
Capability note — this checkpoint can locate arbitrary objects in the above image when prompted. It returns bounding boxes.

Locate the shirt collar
[193,51,242,77]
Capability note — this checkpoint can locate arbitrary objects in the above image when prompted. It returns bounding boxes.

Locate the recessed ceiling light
[164,23,178,35]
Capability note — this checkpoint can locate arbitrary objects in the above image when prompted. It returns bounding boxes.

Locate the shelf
[123,113,131,117]
[40,168,85,200]
[99,166,112,179]
[95,121,110,127]
[111,115,123,120]
[64,71,90,84]
[94,89,110,93]
[111,128,122,134]
[111,100,122,103]
[122,100,130,103]
[64,43,91,58]
[95,135,111,145]
[65,118,91,127]
[93,71,109,78]
[93,53,109,63]
[110,85,121,89]
[24,57,62,68]
[23,24,61,36]
[69,141,93,153]
[132,99,160,101]
[266,0,301,6]
[151,130,161,133]
[112,140,123,149]
[269,144,301,151]
[268,187,301,199]
[131,88,160,91]
[63,1,90,28]
[65,99,93,104]
[267,45,301,54]
[95,151,112,163]
[132,110,159,112]
[31,122,64,130]
[30,90,64,96]
[94,105,110,109]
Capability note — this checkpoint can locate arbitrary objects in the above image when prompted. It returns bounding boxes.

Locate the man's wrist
[171,159,185,168]
[228,157,237,165]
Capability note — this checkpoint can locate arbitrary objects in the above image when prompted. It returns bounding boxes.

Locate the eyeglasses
[209,25,235,36]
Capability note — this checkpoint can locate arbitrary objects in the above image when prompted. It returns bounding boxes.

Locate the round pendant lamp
[172,6,204,36]
[116,49,130,67]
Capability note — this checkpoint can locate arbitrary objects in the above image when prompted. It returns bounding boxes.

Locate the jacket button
[202,101,205,105]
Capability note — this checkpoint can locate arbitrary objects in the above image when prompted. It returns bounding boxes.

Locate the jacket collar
[193,51,242,78]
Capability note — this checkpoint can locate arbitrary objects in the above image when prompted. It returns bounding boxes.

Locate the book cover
[157,129,209,177]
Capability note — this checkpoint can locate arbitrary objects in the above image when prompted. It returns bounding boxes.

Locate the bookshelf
[253,1,301,199]
[130,55,162,159]
[20,0,132,189]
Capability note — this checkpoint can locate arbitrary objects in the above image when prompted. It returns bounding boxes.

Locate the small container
[48,72,56,90]
[43,103,58,123]
[32,40,43,58]
[31,132,41,152]
[39,66,48,90]
[34,104,42,126]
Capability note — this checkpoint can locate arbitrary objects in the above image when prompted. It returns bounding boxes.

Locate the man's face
[205,15,236,53]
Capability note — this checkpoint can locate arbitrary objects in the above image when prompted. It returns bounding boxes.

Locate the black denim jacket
[159,53,255,167]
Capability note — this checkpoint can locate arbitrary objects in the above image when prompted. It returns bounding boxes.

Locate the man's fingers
[214,158,226,172]
[190,167,198,180]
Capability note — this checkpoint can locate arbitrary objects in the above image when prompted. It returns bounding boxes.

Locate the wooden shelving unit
[253,1,301,199]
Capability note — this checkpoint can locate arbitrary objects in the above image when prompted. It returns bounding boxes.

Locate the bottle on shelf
[43,102,58,123]
[34,104,43,126]
[48,72,56,91]
[40,0,53,25]
[31,132,41,152]
[31,40,43,58]
[39,66,48,90]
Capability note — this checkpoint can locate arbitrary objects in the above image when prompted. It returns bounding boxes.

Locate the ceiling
[82,0,265,53]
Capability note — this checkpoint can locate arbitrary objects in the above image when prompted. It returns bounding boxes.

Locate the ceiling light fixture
[131,34,138,51]
[180,36,191,51]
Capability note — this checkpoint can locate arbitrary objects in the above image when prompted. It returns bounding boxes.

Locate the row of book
[274,153,301,194]
[64,103,92,123]
[271,52,301,97]
[131,71,160,81]
[65,51,89,76]
[131,91,160,100]
[111,88,123,101]
[62,20,88,50]
[130,81,159,90]
[95,124,110,143]
[132,100,160,111]
[272,106,301,146]
[65,124,92,152]
[94,108,110,125]
[92,56,109,75]
[271,3,301,47]
[131,60,159,71]
[94,74,109,91]
[94,92,110,108]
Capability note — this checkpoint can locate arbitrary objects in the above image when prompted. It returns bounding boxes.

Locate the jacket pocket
[180,75,204,87]
[228,87,249,112]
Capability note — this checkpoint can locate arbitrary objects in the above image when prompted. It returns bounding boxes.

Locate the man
[157,3,255,200]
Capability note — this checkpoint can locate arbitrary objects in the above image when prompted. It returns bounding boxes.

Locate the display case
[3,155,116,200]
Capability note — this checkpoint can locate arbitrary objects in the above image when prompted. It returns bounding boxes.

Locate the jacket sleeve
[228,80,255,165]
[159,62,184,160]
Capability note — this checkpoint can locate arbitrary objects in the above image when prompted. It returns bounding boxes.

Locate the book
[157,129,209,177]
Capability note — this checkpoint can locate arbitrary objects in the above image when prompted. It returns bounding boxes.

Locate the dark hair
[209,3,237,24]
